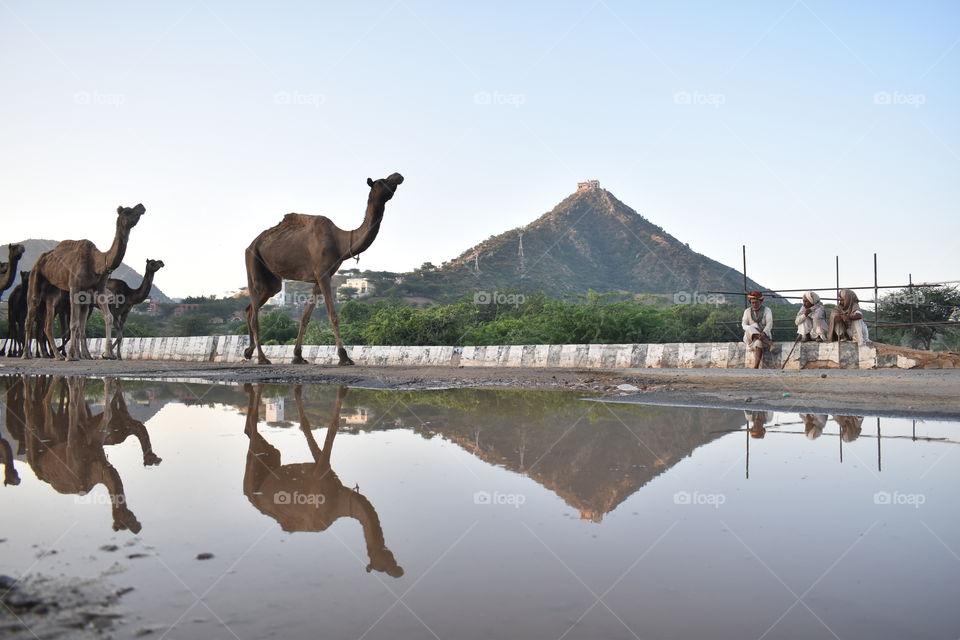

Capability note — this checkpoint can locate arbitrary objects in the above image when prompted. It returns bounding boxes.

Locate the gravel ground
[2,359,959,419]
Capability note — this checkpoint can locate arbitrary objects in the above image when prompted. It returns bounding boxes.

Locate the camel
[243,384,403,577]
[105,259,165,359]
[0,243,25,298]
[22,376,145,532]
[23,204,145,361]
[244,173,404,365]
[1,272,69,358]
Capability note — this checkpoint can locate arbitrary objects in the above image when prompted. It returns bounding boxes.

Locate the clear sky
[1,0,957,299]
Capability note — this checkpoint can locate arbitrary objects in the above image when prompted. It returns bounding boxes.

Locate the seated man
[801,413,827,440]
[828,289,870,344]
[795,291,828,342]
[742,291,777,368]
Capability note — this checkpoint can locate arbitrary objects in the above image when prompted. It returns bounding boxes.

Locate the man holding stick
[742,291,778,368]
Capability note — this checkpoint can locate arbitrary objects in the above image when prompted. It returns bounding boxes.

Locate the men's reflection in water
[801,414,828,440]
[745,411,773,439]
[243,384,403,578]
[833,415,864,442]
[22,376,160,533]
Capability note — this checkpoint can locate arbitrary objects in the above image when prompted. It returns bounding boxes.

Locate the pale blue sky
[1,0,957,298]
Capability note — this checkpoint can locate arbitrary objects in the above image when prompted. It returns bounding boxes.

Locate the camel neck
[343,195,387,259]
[101,219,129,274]
[350,491,388,559]
[130,270,157,303]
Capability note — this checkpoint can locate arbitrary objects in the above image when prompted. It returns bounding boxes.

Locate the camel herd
[1,172,403,364]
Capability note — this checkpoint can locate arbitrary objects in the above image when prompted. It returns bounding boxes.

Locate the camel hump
[281,213,312,226]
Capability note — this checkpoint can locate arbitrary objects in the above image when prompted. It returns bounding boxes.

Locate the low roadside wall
[80,337,951,369]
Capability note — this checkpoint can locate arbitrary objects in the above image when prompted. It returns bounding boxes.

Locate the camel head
[365,173,404,202]
[8,244,25,260]
[145,259,165,273]
[117,203,146,230]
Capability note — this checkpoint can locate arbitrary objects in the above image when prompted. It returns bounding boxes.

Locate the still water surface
[1,375,958,639]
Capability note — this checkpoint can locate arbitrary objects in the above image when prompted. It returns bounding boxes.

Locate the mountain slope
[411,184,768,302]
[1,239,170,302]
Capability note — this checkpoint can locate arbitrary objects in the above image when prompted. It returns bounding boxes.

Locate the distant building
[339,277,373,298]
[265,397,284,423]
[577,180,600,192]
[342,407,369,425]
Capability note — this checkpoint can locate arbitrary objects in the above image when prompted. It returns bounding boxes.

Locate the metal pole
[909,273,915,325]
[874,253,879,342]
[877,417,881,472]
[742,245,748,305]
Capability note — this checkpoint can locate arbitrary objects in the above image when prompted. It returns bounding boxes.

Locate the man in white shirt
[742,291,777,369]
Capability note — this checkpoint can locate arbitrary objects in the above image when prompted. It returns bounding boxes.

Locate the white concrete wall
[81,337,922,369]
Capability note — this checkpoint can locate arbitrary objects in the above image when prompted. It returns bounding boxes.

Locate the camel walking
[243,173,403,365]
[105,258,165,359]
[23,204,145,361]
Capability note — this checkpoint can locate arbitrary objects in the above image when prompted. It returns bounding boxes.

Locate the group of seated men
[741,289,870,368]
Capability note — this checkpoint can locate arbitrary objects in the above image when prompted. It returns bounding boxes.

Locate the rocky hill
[1,239,170,302]
[403,182,770,303]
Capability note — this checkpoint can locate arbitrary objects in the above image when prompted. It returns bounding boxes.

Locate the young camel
[23,204,145,361]
[105,259,165,359]
[244,173,404,365]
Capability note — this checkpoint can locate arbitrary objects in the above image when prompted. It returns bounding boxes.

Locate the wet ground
[3,359,960,419]
[1,375,959,638]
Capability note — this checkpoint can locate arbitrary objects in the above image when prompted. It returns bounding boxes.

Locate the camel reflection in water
[4,375,161,532]
[243,384,403,578]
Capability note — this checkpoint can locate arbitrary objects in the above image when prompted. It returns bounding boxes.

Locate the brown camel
[244,173,404,365]
[23,204,145,361]
[1,272,69,358]
[0,243,25,297]
[23,376,143,532]
[105,259,165,359]
[243,384,403,577]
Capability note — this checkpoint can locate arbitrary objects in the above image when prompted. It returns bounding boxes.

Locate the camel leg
[112,311,126,360]
[318,278,353,365]
[291,285,320,365]
[244,248,281,365]
[20,275,43,360]
[99,295,116,359]
[41,298,62,360]
[245,294,273,365]
[66,289,84,360]
[79,304,94,359]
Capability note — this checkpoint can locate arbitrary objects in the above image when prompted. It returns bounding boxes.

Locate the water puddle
[1,375,958,638]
